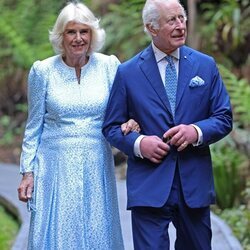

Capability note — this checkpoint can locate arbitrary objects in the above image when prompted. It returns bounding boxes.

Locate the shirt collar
[152,42,180,63]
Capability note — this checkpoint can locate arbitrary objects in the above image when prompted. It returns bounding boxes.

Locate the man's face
[150,1,187,54]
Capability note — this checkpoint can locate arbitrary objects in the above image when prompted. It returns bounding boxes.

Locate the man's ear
[146,24,158,37]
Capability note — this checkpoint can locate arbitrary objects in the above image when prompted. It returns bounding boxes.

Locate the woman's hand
[17,172,34,202]
[121,119,141,135]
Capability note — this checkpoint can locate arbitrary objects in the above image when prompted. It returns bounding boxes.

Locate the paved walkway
[0,163,243,250]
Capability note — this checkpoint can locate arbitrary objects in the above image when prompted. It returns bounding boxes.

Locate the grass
[0,205,19,250]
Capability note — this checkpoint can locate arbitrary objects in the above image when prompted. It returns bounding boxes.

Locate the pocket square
[189,76,205,88]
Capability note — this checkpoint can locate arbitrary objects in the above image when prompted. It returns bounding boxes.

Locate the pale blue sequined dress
[20,53,124,250]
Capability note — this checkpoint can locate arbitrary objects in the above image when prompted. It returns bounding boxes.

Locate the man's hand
[162,124,198,151]
[140,136,170,163]
[17,172,34,202]
[121,119,141,135]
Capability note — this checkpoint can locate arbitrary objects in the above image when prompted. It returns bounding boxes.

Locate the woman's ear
[146,24,158,37]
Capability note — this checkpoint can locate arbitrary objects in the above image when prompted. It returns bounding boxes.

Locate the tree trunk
[187,0,200,49]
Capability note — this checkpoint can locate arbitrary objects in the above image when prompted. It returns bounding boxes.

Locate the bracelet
[22,172,34,177]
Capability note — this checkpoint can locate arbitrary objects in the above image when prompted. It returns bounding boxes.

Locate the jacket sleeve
[193,60,233,145]
[102,66,140,158]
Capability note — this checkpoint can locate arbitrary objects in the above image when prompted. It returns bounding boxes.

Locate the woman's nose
[75,32,82,41]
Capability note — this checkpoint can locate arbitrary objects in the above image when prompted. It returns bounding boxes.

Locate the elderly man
[103,0,232,249]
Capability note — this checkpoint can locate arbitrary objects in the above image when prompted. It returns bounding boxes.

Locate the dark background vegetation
[0,0,249,248]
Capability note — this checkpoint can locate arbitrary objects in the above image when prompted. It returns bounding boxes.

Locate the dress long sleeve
[20,61,47,174]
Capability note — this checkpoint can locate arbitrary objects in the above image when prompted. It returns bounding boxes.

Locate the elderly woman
[17,2,139,249]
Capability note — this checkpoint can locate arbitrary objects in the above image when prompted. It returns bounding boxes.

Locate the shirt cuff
[191,124,203,146]
[134,135,145,158]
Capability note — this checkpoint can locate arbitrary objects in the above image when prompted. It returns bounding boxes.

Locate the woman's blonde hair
[49,2,105,55]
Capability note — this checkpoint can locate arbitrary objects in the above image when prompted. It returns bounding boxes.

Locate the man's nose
[175,20,186,29]
[175,17,184,26]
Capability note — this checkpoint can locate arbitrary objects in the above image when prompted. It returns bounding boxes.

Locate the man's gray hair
[142,0,187,35]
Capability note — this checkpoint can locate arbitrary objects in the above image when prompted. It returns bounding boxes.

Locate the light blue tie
[165,55,177,116]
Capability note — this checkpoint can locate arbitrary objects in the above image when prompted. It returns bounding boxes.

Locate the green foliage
[101,0,150,61]
[211,137,247,209]
[200,0,250,66]
[0,205,19,250]
[218,204,250,250]
[0,18,35,69]
[0,116,14,145]
[218,64,250,129]
[0,103,27,146]
[0,0,64,123]
[202,1,240,47]
[0,0,63,71]
[214,65,250,207]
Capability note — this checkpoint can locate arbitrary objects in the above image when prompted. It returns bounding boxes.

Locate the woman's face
[62,21,92,60]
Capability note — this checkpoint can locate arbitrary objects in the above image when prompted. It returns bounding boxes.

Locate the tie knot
[165,55,174,65]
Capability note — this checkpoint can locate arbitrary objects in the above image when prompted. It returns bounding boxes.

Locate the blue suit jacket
[103,45,232,209]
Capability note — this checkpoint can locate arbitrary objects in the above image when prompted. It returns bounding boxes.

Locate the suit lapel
[139,45,171,113]
[175,46,194,112]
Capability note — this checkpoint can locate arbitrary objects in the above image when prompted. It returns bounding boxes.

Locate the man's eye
[167,17,175,25]
[178,15,184,22]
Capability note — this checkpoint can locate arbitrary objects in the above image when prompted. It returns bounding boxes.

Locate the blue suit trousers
[131,166,212,250]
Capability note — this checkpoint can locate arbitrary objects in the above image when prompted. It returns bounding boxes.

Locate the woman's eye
[80,29,89,34]
[67,30,76,35]
[65,28,90,36]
